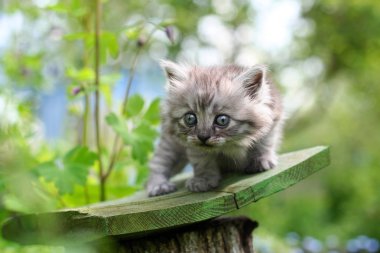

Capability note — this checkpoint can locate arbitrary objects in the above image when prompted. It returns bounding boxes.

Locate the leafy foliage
[107,95,160,164]
[35,147,97,194]
[125,94,145,117]
[0,0,170,215]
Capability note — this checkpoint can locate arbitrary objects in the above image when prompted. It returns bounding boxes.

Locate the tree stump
[92,216,258,253]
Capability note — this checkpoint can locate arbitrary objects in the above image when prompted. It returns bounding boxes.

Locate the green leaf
[70,0,88,17]
[66,67,94,82]
[107,120,158,164]
[98,32,119,63]
[64,146,97,167]
[126,94,145,117]
[124,123,158,164]
[144,98,161,124]
[106,112,120,127]
[133,123,158,139]
[100,83,112,107]
[103,32,119,58]
[135,163,149,185]
[124,26,141,40]
[159,19,176,27]
[100,73,119,107]
[131,143,151,164]
[46,3,69,13]
[105,110,158,164]
[63,32,89,41]
[35,146,97,195]
[105,112,117,125]
[106,112,129,139]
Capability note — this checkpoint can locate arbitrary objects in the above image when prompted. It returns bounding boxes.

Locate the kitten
[146,60,283,197]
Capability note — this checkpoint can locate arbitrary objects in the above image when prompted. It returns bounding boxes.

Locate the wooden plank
[1,146,329,245]
[80,191,237,235]
[2,191,236,245]
[216,146,330,207]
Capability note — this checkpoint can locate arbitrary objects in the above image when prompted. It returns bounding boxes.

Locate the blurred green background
[0,0,379,252]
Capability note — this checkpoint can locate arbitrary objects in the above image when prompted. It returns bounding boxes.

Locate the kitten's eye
[184,113,197,127]
[214,115,230,127]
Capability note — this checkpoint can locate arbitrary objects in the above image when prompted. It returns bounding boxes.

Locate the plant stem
[103,48,141,180]
[80,8,92,204]
[94,0,105,201]
[82,14,91,147]
[104,135,121,179]
[103,28,159,181]
[82,94,89,145]
[122,47,141,114]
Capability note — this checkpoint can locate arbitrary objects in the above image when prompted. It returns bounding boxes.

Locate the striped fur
[147,61,284,197]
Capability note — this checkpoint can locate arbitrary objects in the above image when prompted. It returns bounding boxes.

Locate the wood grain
[1,146,329,245]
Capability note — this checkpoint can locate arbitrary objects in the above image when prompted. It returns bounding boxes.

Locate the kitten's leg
[186,150,221,192]
[245,121,283,173]
[147,136,187,197]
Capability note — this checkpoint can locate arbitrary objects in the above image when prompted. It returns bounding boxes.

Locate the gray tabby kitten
[146,60,283,197]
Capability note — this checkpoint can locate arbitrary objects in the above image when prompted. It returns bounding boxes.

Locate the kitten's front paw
[186,177,219,192]
[147,182,177,197]
[245,153,278,173]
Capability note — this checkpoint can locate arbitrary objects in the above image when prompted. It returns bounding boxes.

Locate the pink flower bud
[72,86,82,96]
[165,26,175,44]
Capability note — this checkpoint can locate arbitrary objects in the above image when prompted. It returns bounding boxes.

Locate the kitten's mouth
[197,143,214,148]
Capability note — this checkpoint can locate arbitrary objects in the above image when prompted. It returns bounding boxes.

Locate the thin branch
[104,135,121,179]
[82,93,89,145]
[79,11,93,206]
[103,49,140,180]
[81,12,92,148]
[121,47,142,113]
[94,0,105,201]
[103,28,159,181]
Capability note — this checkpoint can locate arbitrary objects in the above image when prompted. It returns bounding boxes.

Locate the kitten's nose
[197,134,210,143]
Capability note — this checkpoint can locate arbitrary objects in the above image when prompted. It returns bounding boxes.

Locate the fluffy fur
[146,60,284,197]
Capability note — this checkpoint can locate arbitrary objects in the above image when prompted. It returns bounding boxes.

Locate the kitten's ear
[159,60,188,85]
[236,65,268,99]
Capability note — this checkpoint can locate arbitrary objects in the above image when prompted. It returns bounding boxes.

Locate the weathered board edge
[235,146,330,207]
[104,192,237,236]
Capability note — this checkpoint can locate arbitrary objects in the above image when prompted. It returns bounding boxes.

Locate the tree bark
[93,216,258,253]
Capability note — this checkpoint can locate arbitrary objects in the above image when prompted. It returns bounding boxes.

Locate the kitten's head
[161,60,276,151]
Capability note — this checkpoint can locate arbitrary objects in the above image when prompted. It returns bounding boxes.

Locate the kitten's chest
[216,147,249,172]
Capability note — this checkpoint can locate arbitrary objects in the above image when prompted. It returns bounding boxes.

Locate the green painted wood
[216,146,330,207]
[1,146,329,245]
